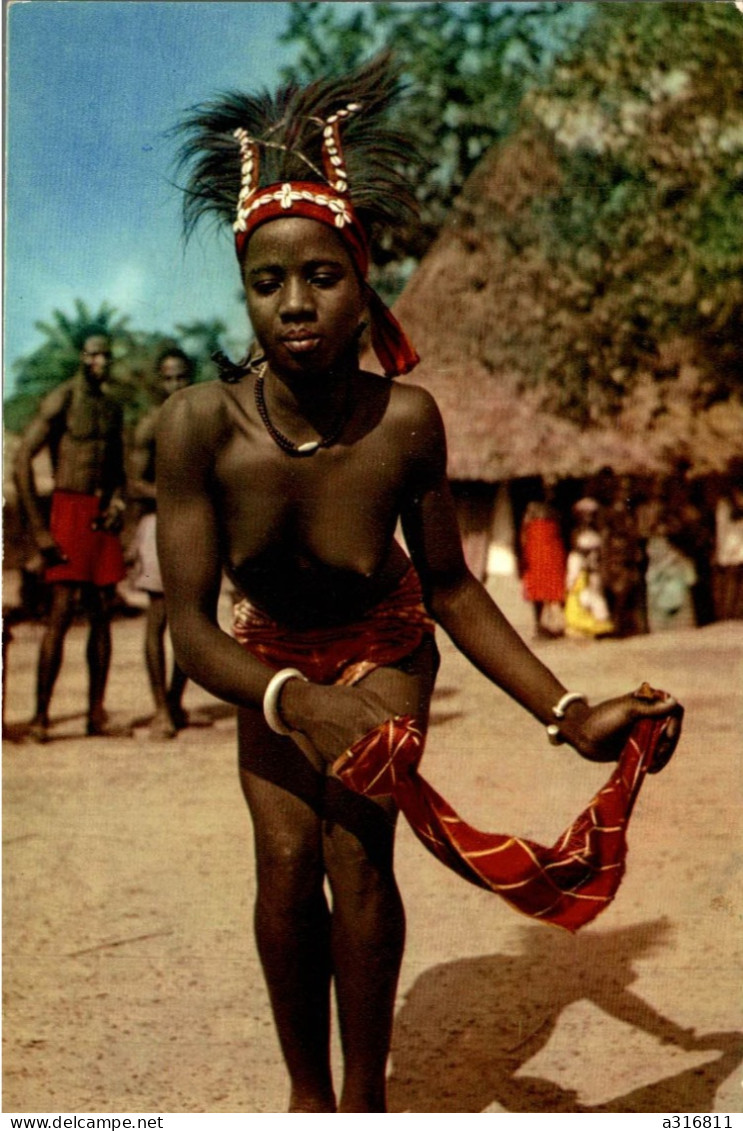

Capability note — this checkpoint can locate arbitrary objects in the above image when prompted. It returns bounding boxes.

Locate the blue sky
[4,1,312,388]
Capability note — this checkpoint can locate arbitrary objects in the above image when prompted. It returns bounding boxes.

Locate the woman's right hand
[279,678,394,765]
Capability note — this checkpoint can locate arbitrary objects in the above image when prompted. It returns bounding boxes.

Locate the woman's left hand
[565,685,684,774]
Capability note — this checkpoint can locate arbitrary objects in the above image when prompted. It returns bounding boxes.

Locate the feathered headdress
[173,53,420,377]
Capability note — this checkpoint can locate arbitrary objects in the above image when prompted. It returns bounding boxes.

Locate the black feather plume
[172,53,419,248]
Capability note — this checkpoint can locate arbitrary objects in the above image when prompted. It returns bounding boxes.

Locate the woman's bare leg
[325,636,438,1112]
[238,709,336,1113]
[323,796,404,1112]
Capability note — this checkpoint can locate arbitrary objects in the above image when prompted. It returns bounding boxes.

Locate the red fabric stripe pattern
[233,567,435,686]
[332,712,671,932]
[233,180,419,378]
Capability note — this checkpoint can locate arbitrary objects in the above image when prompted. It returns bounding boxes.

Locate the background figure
[660,465,716,627]
[13,333,128,743]
[564,498,614,640]
[518,485,566,639]
[712,473,743,621]
[128,348,195,738]
[645,524,697,633]
[601,478,648,638]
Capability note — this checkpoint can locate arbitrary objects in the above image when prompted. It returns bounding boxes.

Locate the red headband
[234,180,419,378]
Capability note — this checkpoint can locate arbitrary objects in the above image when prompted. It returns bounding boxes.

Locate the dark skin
[128,355,193,737]
[14,336,127,740]
[156,217,682,1112]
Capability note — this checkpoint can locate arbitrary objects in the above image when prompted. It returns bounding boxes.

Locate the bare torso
[14,373,126,546]
[175,369,431,629]
[128,406,159,511]
[48,376,124,496]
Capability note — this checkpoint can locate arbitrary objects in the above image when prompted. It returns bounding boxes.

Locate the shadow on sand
[388,918,742,1113]
[3,702,236,744]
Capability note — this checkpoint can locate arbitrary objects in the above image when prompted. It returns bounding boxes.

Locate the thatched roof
[365,133,743,482]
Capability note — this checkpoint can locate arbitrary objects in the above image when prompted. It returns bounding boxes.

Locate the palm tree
[173,318,229,382]
[4,301,134,433]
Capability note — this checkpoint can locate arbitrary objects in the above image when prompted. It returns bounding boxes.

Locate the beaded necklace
[254,365,349,456]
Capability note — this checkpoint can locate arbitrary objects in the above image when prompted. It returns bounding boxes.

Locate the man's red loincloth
[45,491,126,587]
[233,565,671,931]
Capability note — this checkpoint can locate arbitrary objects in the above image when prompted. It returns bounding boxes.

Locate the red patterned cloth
[332,712,672,932]
[233,567,670,930]
[233,566,435,686]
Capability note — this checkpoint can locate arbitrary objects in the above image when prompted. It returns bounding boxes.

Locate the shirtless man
[14,333,128,742]
[158,58,682,1112]
[128,348,194,739]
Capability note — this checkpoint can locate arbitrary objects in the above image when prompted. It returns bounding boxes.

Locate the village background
[3,1,742,1116]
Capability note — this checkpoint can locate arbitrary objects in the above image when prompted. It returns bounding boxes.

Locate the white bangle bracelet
[263,668,308,735]
[547,691,588,746]
[552,691,588,719]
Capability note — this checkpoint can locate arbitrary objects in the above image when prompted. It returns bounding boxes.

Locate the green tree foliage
[517,1,743,418]
[173,318,229,384]
[279,1,591,256]
[3,301,135,434]
[281,1,743,436]
[4,306,227,436]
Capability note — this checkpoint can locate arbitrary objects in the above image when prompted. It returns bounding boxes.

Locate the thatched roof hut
[366,133,743,483]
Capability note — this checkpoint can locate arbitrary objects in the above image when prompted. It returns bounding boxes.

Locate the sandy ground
[2,576,742,1114]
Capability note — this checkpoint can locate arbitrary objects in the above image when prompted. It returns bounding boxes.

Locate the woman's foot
[166,701,189,731]
[87,710,133,738]
[25,717,49,744]
[288,1086,336,1113]
[148,707,177,740]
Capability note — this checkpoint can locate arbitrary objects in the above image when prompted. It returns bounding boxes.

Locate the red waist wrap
[332,712,672,932]
[232,566,435,685]
[233,568,670,932]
